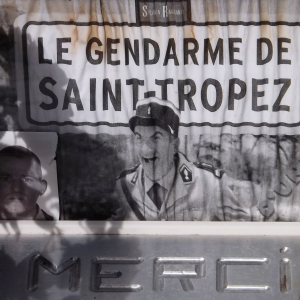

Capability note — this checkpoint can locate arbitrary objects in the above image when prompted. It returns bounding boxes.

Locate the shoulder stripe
[116,164,140,180]
[193,162,224,178]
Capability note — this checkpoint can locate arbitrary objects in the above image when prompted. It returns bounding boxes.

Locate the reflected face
[134,126,178,181]
[0,157,47,219]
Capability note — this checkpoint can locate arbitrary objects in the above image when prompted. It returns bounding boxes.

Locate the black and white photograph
[0,132,59,220]
[57,125,300,221]
[114,97,274,221]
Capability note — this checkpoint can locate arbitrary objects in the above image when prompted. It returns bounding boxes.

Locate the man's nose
[140,140,155,156]
[10,178,23,192]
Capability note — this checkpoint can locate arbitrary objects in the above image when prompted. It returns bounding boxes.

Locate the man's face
[134,126,178,181]
[0,156,47,219]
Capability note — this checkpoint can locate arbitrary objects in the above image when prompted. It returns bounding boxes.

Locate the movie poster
[0,0,299,220]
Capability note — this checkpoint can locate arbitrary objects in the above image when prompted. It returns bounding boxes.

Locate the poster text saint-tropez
[37,37,292,112]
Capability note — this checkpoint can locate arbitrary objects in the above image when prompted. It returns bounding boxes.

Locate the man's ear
[172,137,179,154]
[39,180,47,195]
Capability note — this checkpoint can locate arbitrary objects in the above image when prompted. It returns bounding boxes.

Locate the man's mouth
[142,157,158,163]
[7,194,25,201]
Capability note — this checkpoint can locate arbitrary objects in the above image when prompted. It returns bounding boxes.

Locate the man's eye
[0,176,10,181]
[23,177,33,183]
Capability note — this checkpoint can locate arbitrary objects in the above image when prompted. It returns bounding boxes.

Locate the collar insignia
[179,164,192,183]
[131,170,138,185]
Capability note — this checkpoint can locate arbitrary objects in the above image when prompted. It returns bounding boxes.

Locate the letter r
[154,257,206,292]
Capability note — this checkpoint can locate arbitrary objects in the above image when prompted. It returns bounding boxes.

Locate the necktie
[147,182,167,210]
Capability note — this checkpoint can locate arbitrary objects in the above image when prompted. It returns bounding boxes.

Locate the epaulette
[116,164,140,180]
[193,161,224,178]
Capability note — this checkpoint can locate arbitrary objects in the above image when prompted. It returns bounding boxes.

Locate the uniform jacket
[35,205,54,220]
[115,153,244,221]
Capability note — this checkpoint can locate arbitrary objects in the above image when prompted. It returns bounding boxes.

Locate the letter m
[27,254,80,292]
[204,38,224,65]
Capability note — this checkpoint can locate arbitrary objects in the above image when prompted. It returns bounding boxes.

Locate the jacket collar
[126,153,194,211]
[163,153,194,209]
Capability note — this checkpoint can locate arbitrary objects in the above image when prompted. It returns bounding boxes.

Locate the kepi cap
[129,97,180,137]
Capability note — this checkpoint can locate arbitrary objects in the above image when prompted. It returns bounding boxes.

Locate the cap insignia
[168,125,174,135]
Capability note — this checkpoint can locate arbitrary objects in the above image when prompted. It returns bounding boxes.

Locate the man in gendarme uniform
[115,97,255,221]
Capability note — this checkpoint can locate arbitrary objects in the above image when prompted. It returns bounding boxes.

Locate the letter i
[90,78,96,111]
[280,247,291,293]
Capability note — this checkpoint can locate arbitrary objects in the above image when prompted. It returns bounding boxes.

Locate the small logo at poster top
[136,0,191,25]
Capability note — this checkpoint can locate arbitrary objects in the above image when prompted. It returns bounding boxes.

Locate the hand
[220,205,252,221]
